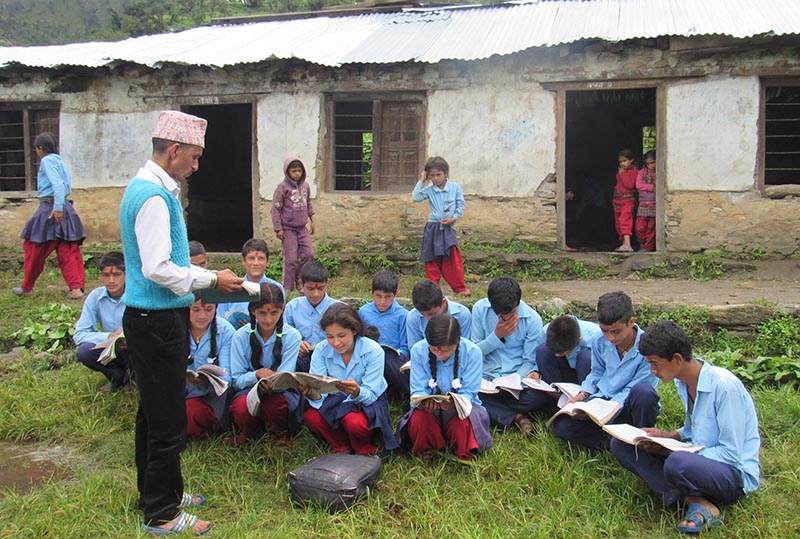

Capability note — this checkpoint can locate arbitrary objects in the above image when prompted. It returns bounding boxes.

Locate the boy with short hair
[217,238,284,327]
[271,156,315,291]
[188,240,208,268]
[471,275,548,432]
[284,260,340,372]
[405,279,471,351]
[611,320,760,534]
[552,291,659,449]
[359,270,411,398]
[536,315,601,385]
[74,251,129,392]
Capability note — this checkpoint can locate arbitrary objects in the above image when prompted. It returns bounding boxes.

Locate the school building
[0,0,798,254]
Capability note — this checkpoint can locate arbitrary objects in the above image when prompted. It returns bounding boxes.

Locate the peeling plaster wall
[665,76,759,191]
[1,37,799,254]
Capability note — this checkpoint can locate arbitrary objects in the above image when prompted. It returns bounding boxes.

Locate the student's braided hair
[248,283,286,371]
[425,313,461,393]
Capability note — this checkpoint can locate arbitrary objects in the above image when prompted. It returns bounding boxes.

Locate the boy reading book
[610,321,760,534]
[551,291,659,449]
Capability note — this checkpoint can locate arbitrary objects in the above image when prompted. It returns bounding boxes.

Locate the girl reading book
[227,283,302,445]
[301,303,399,456]
[397,313,492,462]
[185,299,236,439]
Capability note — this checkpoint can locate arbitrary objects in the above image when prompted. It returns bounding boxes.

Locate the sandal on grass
[514,413,534,435]
[142,511,211,536]
[676,502,722,534]
[179,492,205,509]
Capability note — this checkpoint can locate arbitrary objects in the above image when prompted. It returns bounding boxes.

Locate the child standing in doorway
[613,149,638,252]
[635,150,656,252]
[412,156,470,297]
[271,156,315,291]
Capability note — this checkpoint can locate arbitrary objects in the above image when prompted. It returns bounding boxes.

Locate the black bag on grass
[289,453,382,513]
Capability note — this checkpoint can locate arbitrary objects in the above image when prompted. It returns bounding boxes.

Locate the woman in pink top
[635,151,656,252]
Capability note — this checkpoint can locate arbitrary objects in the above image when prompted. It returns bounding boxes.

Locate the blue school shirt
[37,153,72,211]
[471,299,544,379]
[306,336,387,409]
[186,316,235,398]
[73,286,125,346]
[542,317,601,370]
[359,300,410,357]
[216,274,284,326]
[409,337,483,406]
[229,322,302,391]
[411,180,465,223]
[580,324,658,404]
[284,294,340,346]
[676,360,761,494]
[406,298,472,351]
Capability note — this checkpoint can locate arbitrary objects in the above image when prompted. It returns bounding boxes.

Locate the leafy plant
[633,261,670,279]
[752,314,800,357]
[354,254,395,274]
[705,347,800,388]
[317,255,340,278]
[11,303,79,353]
[683,253,724,281]
[482,257,504,278]
[265,257,283,282]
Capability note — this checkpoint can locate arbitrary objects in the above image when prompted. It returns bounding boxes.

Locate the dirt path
[526,259,800,309]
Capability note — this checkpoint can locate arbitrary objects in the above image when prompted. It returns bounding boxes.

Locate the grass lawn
[0,259,798,538]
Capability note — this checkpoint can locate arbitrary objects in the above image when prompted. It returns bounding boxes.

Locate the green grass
[1,258,799,538]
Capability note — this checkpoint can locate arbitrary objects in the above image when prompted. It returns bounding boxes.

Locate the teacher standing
[120,111,242,535]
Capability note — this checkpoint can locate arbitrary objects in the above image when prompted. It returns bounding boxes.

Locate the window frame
[759,79,800,195]
[0,101,60,197]
[325,92,427,193]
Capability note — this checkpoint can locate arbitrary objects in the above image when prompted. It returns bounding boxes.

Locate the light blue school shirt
[37,153,72,211]
[580,324,658,404]
[542,317,601,369]
[471,298,544,379]
[410,337,483,406]
[411,179,465,223]
[186,316,235,398]
[216,274,284,325]
[306,336,386,409]
[406,298,472,351]
[359,300,410,357]
[284,293,340,346]
[676,359,761,494]
[73,286,125,345]
[229,322,302,391]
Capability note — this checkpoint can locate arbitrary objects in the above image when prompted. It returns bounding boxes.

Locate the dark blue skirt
[187,383,233,431]
[420,221,458,262]
[317,392,399,451]
[21,199,86,244]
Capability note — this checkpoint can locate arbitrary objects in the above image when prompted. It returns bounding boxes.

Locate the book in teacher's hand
[602,423,704,453]
[194,279,261,305]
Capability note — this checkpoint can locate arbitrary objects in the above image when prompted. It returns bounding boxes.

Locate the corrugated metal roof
[1,0,798,69]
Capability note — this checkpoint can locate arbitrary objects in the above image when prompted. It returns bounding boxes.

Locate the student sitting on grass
[398,313,491,462]
[217,238,284,328]
[406,279,471,352]
[228,283,302,445]
[536,315,601,386]
[551,291,659,449]
[284,260,341,372]
[471,276,548,433]
[611,320,760,535]
[185,299,235,439]
[73,251,130,393]
[358,270,410,399]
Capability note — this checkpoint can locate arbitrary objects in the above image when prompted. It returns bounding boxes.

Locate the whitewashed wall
[665,76,759,192]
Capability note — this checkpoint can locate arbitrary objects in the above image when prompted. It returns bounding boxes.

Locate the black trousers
[123,306,190,525]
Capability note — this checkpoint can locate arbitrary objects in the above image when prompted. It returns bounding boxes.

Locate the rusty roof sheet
[1,0,798,69]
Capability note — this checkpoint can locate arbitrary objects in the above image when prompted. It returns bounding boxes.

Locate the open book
[186,364,229,396]
[246,372,343,415]
[194,279,261,305]
[92,333,125,365]
[545,397,621,427]
[603,424,704,453]
[480,373,524,399]
[410,392,473,420]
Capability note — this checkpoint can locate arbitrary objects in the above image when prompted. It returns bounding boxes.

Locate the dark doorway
[565,89,656,251]
[182,103,253,252]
